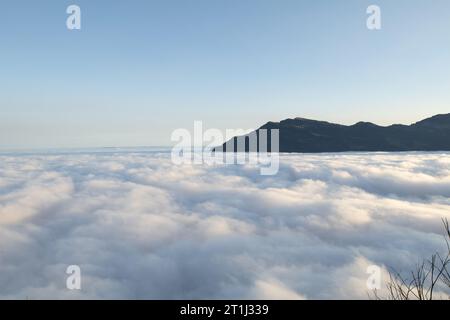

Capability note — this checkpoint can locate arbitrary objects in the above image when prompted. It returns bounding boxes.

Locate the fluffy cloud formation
[0,151,449,299]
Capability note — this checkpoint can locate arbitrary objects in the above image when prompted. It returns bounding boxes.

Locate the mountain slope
[215,114,450,153]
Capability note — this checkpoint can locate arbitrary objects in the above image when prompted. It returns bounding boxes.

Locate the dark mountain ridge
[215,114,450,153]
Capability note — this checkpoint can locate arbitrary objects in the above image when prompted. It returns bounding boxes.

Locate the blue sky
[1,0,450,148]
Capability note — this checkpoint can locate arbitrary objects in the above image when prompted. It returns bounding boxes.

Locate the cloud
[0,151,449,299]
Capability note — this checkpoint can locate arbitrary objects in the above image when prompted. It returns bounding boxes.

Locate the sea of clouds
[0,150,450,299]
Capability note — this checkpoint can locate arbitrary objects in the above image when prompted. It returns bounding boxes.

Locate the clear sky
[1,0,450,149]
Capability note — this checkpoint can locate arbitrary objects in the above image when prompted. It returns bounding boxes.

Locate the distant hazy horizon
[0,112,448,151]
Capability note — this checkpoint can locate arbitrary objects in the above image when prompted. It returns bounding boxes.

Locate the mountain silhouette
[214,114,450,152]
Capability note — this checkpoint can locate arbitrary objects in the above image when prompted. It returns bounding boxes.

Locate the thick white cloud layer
[0,151,449,299]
